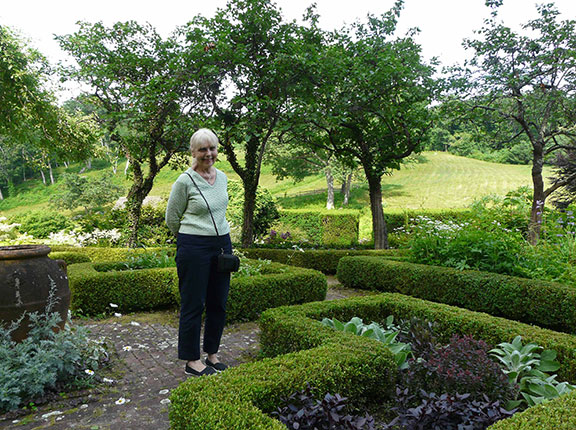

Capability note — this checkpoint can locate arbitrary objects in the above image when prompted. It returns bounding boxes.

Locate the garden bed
[170,292,576,429]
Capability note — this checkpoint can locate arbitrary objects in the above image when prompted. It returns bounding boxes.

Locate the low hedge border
[49,246,173,263]
[337,257,576,334]
[488,389,576,429]
[68,260,327,323]
[259,292,576,429]
[170,318,396,429]
[258,292,576,383]
[241,248,408,274]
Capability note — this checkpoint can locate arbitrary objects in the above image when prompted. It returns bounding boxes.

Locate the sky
[2,0,576,97]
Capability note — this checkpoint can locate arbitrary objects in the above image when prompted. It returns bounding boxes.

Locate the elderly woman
[165,128,231,377]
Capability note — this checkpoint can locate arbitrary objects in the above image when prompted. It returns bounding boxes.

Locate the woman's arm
[165,179,188,235]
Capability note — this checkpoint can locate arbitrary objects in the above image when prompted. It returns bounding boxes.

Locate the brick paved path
[0,279,369,430]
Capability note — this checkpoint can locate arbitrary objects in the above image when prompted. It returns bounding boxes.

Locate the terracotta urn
[0,245,70,342]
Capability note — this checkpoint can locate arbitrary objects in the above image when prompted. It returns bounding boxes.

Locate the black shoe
[185,364,217,377]
[205,358,228,371]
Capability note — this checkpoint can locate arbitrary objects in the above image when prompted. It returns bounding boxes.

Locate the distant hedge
[272,209,360,246]
[242,247,408,274]
[68,260,326,322]
[337,256,576,334]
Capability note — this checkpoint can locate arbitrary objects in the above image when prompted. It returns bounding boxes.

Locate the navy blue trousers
[175,233,232,361]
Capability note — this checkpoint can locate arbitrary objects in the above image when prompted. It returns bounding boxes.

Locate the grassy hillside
[0,152,547,218]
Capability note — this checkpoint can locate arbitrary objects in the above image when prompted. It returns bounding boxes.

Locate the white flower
[103,378,114,383]
[109,303,119,308]
[84,369,95,376]
[114,313,122,317]
[123,346,133,351]
[115,397,129,405]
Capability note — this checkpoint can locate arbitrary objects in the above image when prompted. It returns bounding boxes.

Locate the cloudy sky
[2,0,575,96]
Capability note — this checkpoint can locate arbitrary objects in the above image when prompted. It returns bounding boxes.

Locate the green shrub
[409,222,528,276]
[68,260,326,322]
[487,389,576,429]
[0,291,107,412]
[242,248,407,274]
[272,209,360,246]
[227,180,279,240]
[9,211,76,239]
[337,257,576,334]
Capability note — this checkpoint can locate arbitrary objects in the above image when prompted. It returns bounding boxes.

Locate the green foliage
[337,256,576,334]
[50,172,123,213]
[272,209,360,246]
[490,336,574,409]
[227,180,279,240]
[321,316,411,369]
[409,221,528,276]
[122,249,175,270]
[0,288,106,412]
[9,211,76,239]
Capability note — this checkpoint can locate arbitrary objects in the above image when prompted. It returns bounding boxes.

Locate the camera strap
[185,171,225,254]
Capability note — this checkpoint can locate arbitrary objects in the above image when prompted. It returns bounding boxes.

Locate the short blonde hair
[189,128,219,152]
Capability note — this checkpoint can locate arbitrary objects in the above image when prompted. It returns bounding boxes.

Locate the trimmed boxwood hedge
[241,248,408,274]
[259,292,576,383]
[68,260,327,322]
[171,291,576,428]
[170,315,396,429]
[48,251,92,265]
[488,389,576,429]
[337,256,576,334]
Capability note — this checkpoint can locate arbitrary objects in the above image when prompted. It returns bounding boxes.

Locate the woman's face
[192,141,218,169]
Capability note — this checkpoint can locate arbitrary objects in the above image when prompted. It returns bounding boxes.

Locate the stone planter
[0,245,70,342]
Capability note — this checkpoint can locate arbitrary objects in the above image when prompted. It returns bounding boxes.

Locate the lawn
[0,151,547,218]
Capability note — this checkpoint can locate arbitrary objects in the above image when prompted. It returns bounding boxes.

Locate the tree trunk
[126,192,145,248]
[86,158,92,170]
[63,161,69,168]
[325,168,335,210]
[48,162,55,185]
[343,173,352,206]
[241,178,258,247]
[0,187,3,200]
[124,159,130,176]
[112,159,118,175]
[40,169,46,185]
[528,142,545,245]
[367,174,388,249]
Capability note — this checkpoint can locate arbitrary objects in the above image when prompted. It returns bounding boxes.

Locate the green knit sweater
[165,167,230,236]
